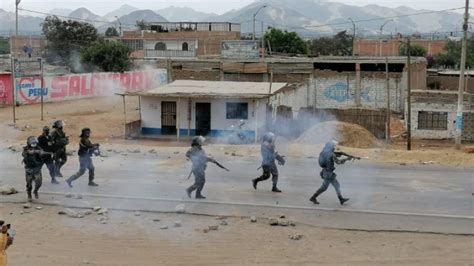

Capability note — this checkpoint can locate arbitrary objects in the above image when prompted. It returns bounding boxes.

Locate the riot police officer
[252,132,285,193]
[22,136,47,201]
[66,128,100,188]
[51,120,69,177]
[309,141,350,205]
[185,136,215,199]
[38,126,59,184]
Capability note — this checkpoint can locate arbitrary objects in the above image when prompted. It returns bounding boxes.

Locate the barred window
[121,39,143,50]
[418,111,448,130]
[226,102,248,119]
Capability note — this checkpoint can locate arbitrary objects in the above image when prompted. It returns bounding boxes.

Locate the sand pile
[295,121,379,148]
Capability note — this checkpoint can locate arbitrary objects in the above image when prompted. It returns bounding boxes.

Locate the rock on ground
[269,218,279,226]
[175,204,186,214]
[250,216,257,223]
[0,185,18,195]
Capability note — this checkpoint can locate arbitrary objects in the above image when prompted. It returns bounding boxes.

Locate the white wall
[140,96,268,138]
[144,40,197,50]
[410,103,457,139]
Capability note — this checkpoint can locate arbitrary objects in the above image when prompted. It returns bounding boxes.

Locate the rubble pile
[296,121,379,148]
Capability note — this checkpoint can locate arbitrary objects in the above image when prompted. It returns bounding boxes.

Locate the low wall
[3,69,168,105]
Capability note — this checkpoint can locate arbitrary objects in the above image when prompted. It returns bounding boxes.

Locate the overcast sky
[0,0,466,16]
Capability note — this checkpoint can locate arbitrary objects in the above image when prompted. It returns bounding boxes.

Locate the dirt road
[2,203,472,266]
[1,97,473,167]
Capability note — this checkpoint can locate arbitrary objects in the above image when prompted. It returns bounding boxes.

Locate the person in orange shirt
[0,221,14,266]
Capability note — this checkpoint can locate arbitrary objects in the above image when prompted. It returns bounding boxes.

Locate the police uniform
[51,123,69,177]
[66,129,99,187]
[252,132,283,192]
[309,141,349,205]
[38,127,58,184]
[22,138,44,201]
[185,136,213,199]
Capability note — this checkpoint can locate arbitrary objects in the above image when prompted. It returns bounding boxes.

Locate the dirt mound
[295,121,379,148]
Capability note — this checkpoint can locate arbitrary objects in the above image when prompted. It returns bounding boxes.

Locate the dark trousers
[25,168,42,193]
[54,148,67,173]
[188,169,206,195]
[68,156,95,183]
[43,156,56,180]
[255,163,279,187]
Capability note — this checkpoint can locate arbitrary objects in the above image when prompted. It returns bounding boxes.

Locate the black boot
[51,177,59,184]
[272,185,282,193]
[338,196,349,205]
[66,178,73,188]
[195,192,206,199]
[33,190,39,199]
[309,195,320,204]
[252,179,259,190]
[27,192,32,202]
[88,181,99,187]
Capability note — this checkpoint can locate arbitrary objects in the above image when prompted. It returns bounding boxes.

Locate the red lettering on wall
[120,73,131,90]
[68,75,81,96]
[51,76,68,98]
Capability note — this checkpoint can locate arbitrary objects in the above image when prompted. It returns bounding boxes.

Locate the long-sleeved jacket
[51,129,68,150]
[261,141,277,166]
[318,146,345,172]
[78,137,99,157]
[22,146,44,170]
[38,134,55,153]
[186,146,214,172]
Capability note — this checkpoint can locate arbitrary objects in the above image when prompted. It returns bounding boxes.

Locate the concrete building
[132,80,287,141]
[410,90,474,141]
[10,35,47,58]
[355,38,447,57]
[114,22,241,59]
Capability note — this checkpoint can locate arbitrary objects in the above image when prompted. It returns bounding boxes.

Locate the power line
[18,8,129,26]
[304,7,465,29]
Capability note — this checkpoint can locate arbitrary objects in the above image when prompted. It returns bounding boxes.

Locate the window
[226,102,248,119]
[155,42,166,51]
[182,42,189,51]
[418,111,448,130]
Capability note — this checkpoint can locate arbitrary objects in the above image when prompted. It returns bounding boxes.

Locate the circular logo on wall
[17,77,42,104]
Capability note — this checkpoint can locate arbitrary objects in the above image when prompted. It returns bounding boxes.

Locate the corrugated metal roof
[137,80,288,99]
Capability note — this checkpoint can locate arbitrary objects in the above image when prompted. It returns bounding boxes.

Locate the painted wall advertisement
[4,69,167,105]
[221,40,259,59]
[0,74,13,105]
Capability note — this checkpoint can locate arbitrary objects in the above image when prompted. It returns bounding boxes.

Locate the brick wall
[427,76,474,93]
[355,38,447,56]
[122,31,240,57]
[10,36,47,58]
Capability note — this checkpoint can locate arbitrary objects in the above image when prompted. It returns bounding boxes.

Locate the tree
[435,38,474,68]
[399,43,427,57]
[0,37,9,54]
[136,20,146,31]
[264,28,309,55]
[105,27,119,37]
[42,16,99,71]
[81,41,132,72]
[310,31,353,56]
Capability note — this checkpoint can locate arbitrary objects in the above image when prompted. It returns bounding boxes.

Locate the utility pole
[253,5,267,41]
[379,20,393,56]
[386,57,391,143]
[115,16,122,37]
[455,0,470,149]
[15,0,20,36]
[348,18,356,56]
[406,38,412,151]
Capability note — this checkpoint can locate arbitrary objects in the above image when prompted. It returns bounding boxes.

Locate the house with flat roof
[130,80,288,141]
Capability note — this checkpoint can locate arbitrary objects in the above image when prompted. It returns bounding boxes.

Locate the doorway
[161,101,176,135]
[195,102,211,136]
